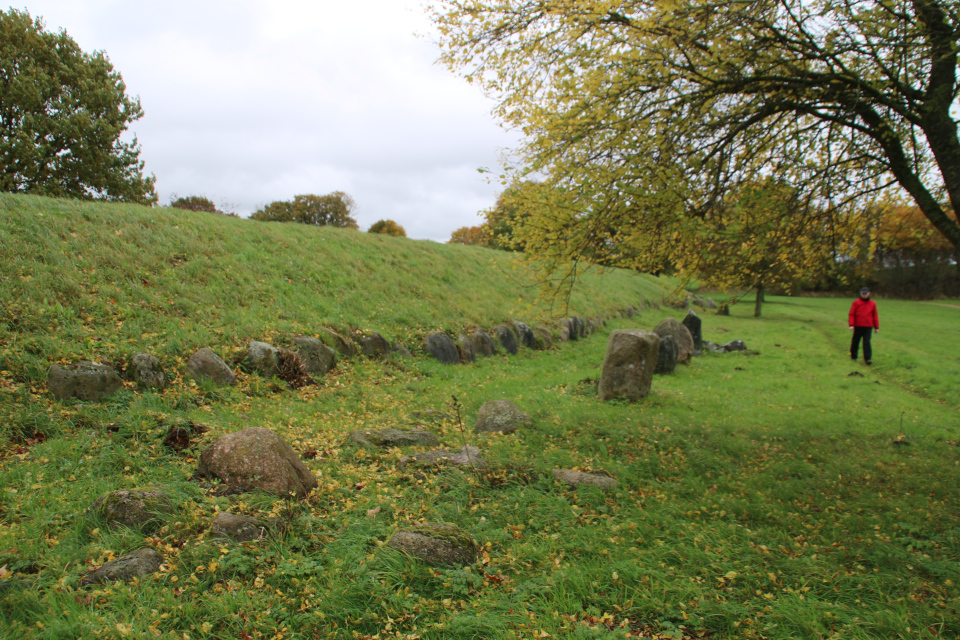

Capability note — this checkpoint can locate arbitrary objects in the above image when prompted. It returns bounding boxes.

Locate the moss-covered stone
[198,427,317,498]
[474,400,532,434]
[89,490,174,532]
[387,523,478,566]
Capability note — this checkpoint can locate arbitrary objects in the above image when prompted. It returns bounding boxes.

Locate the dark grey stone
[241,341,281,377]
[457,334,476,363]
[681,309,703,355]
[423,331,459,364]
[534,326,553,350]
[494,325,519,354]
[655,334,679,374]
[721,339,747,352]
[512,321,535,348]
[211,512,266,542]
[359,332,392,359]
[89,490,174,532]
[319,328,358,358]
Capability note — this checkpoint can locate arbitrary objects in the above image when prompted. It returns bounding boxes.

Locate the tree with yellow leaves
[431,0,960,300]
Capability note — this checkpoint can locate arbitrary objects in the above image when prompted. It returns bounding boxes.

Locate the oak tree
[368,219,407,237]
[0,9,156,203]
[250,192,359,229]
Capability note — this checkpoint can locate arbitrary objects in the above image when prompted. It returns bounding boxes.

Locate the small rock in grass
[293,336,338,376]
[475,400,532,434]
[457,334,477,363]
[721,339,747,352]
[81,548,163,586]
[241,341,281,377]
[211,512,266,542]
[387,524,478,567]
[319,328,358,358]
[553,469,618,491]
[494,325,519,354]
[129,353,167,390]
[348,428,439,449]
[359,331,392,359]
[398,446,485,469]
[469,329,496,357]
[512,321,536,349]
[89,490,174,532]
[48,361,123,401]
[187,348,236,386]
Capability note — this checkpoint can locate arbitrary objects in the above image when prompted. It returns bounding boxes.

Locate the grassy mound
[1,194,958,639]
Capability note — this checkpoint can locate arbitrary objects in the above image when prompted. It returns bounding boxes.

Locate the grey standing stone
[398,446,485,469]
[469,329,496,357]
[187,348,236,386]
[494,325,519,354]
[348,428,439,449]
[130,354,166,390]
[653,318,695,365]
[387,524,478,567]
[198,427,318,498]
[573,317,587,338]
[89,490,174,532]
[598,329,660,401]
[553,469,618,491]
[457,334,476,363]
[681,309,703,355]
[211,512,266,542]
[48,361,123,402]
[475,399,533,434]
[359,332,392,359]
[393,342,413,358]
[293,336,338,376]
[655,334,679,374]
[81,548,163,585]
[241,341,281,377]
[512,321,535,349]
[423,331,459,364]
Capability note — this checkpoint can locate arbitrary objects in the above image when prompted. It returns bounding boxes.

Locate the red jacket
[849,298,879,329]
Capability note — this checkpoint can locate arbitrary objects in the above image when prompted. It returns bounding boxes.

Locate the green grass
[1,195,958,640]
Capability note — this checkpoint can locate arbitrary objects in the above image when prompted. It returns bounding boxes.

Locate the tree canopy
[432,0,960,293]
[0,9,156,204]
[250,192,359,229]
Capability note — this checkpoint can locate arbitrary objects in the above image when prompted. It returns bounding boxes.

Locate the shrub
[368,219,407,237]
[250,192,359,229]
[169,195,218,213]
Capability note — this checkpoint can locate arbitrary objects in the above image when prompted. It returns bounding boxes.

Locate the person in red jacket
[849,287,880,364]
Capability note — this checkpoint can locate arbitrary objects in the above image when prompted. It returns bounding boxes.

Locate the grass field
[0,195,958,640]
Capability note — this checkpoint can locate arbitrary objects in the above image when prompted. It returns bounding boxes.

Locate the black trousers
[850,326,873,361]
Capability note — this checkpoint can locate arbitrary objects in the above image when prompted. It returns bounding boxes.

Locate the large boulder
[129,354,166,390]
[358,332,392,359]
[456,334,476,363]
[655,334,679,374]
[512,322,536,349]
[48,361,122,402]
[493,325,518,354]
[211,512,266,543]
[553,469,618,491]
[348,428,439,449]
[387,524,478,567]
[198,427,317,498]
[80,548,163,586]
[398,446,485,470]
[319,328,357,358]
[187,348,236,386]
[653,318,695,364]
[681,309,703,355]
[293,336,338,376]
[469,329,496,357]
[241,341,280,377]
[475,399,533,434]
[89,490,174,532]
[597,329,660,401]
[423,331,459,364]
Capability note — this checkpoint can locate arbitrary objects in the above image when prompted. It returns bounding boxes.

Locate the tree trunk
[754,283,764,318]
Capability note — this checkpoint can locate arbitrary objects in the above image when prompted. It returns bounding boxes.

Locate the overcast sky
[15,0,520,240]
